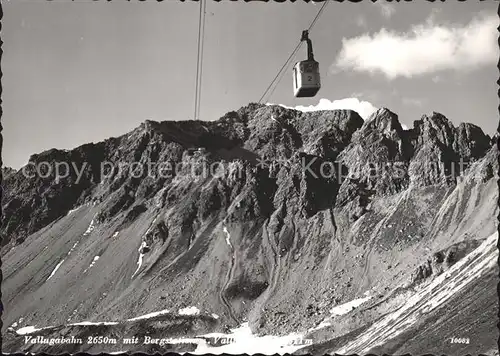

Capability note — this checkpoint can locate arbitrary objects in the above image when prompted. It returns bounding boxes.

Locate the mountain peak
[421,111,455,129]
[364,107,403,135]
[141,119,159,129]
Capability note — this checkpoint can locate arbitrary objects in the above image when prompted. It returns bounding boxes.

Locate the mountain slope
[1,104,498,354]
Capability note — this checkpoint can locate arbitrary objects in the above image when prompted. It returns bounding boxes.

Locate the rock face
[409,239,482,285]
[1,104,498,354]
[407,112,491,187]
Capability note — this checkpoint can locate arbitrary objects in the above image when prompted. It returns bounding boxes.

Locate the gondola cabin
[293,60,321,98]
[293,30,321,98]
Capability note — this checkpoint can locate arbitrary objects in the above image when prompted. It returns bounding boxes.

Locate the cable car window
[300,62,312,72]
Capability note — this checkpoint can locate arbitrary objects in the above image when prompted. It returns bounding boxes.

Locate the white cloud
[426,8,442,26]
[273,98,378,121]
[356,15,367,28]
[377,2,396,19]
[334,13,499,79]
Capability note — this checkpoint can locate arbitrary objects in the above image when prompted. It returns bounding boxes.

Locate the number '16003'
[450,337,470,344]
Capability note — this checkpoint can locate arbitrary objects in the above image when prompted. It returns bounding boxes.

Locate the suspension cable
[194,0,206,121]
[258,0,329,104]
[257,41,302,104]
[197,0,207,121]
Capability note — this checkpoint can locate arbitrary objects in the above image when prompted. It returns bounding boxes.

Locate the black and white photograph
[1,0,499,354]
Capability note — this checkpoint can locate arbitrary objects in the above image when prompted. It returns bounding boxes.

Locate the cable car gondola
[293,30,321,98]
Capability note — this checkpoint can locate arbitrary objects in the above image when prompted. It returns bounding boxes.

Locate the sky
[2,0,499,169]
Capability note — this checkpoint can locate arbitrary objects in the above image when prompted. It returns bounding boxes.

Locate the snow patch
[308,320,332,332]
[68,321,119,326]
[16,326,40,335]
[83,256,100,273]
[112,231,119,238]
[46,260,65,281]
[132,242,147,278]
[211,313,220,320]
[146,217,158,234]
[127,309,170,321]
[330,295,372,316]
[83,218,97,236]
[178,306,200,316]
[307,294,372,332]
[223,226,233,248]
[67,241,79,256]
[193,322,310,355]
[131,219,158,279]
[67,206,82,216]
[16,325,54,335]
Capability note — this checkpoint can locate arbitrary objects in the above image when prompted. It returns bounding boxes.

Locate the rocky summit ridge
[1,103,498,355]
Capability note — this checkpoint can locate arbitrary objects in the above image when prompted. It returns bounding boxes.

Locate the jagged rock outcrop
[1,144,109,247]
[2,167,15,180]
[408,112,491,187]
[409,239,483,285]
[336,108,409,221]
